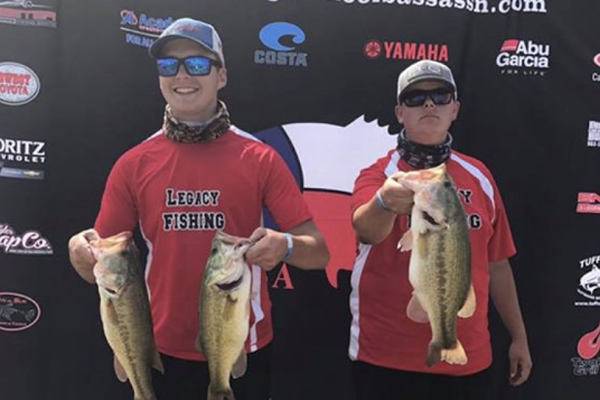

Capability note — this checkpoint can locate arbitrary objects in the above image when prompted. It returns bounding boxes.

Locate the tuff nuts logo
[364,40,449,62]
[0,62,40,105]
[496,39,550,76]
[575,255,600,306]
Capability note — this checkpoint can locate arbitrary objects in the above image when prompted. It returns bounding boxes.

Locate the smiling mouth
[173,87,199,94]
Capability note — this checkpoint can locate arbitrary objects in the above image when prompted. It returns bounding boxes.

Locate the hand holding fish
[508,337,532,386]
[245,227,287,271]
[378,173,415,215]
[68,228,101,284]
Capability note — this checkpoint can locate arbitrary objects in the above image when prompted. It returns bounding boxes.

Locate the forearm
[352,199,398,244]
[489,259,528,341]
[285,231,329,270]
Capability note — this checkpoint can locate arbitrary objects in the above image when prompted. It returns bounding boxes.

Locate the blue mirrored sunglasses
[156,56,221,77]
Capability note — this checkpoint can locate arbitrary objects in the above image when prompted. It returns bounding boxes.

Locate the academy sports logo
[0,62,40,106]
[0,0,57,28]
[496,39,550,76]
[572,323,600,376]
[0,292,41,332]
[255,116,396,288]
[575,255,600,307]
[588,121,600,148]
[576,192,600,215]
[0,137,45,180]
[364,40,449,62]
[0,223,53,255]
[120,10,173,49]
[254,22,308,67]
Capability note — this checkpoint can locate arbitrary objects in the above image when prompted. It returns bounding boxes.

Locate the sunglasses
[399,88,455,107]
[156,56,221,77]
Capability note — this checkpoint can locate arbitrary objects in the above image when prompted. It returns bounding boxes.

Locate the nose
[174,63,190,78]
[423,96,436,108]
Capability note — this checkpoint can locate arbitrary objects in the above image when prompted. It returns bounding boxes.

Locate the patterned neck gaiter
[163,100,231,144]
[396,129,453,169]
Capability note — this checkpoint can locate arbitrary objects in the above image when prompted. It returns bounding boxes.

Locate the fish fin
[458,284,476,318]
[406,294,429,323]
[231,349,247,379]
[398,230,413,252]
[440,340,468,366]
[152,347,165,374]
[113,354,128,382]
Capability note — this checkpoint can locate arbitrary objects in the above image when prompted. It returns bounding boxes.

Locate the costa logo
[594,53,600,68]
[0,62,40,106]
[0,292,41,332]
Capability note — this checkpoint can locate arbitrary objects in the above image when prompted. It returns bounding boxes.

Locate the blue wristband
[375,189,393,212]
[282,233,293,262]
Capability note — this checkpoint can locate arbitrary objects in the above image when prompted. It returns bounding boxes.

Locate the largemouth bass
[197,231,253,400]
[90,231,164,400]
[397,163,476,367]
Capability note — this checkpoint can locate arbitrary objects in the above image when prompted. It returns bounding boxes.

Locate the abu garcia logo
[496,39,550,75]
[254,22,308,67]
[120,10,173,48]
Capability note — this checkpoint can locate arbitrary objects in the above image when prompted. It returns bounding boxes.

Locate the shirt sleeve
[351,158,387,216]
[94,154,138,238]
[261,148,312,231]
[487,173,517,262]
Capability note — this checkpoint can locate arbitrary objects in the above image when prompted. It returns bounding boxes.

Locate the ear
[217,67,228,90]
[395,104,404,124]
[451,100,461,121]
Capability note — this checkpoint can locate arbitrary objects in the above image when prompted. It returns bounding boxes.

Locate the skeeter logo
[254,22,308,67]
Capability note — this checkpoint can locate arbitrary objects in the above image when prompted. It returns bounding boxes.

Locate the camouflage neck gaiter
[163,100,231,144]
[397,129,453,169]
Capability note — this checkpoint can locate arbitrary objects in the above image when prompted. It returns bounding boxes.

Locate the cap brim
[148,35,220,61]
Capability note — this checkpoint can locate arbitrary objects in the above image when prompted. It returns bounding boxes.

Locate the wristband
[375,189,394,212]
[282,233,293,262]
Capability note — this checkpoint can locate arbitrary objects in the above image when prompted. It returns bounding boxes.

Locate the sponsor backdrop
[1,0,599,399]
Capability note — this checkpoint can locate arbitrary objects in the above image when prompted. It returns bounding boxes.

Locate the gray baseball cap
[149,18,225,65]
[397,60,457,101]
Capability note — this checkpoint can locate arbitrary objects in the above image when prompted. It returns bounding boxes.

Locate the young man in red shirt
[349,59,532,399]
[68,18,329,400]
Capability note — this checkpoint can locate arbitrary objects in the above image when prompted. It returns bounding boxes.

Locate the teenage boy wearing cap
[68,18,329,400]
[348,59,532,400]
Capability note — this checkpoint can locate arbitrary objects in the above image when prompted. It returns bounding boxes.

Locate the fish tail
[426,342,443,367]
[207,385,236,400]
[440,340,468,366]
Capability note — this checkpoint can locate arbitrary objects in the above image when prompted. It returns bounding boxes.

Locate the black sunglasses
[156,56,221,77]
[399,88,455,107]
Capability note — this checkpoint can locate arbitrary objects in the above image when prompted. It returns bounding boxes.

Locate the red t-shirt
[94,128,312,361]
[349,149,516,375]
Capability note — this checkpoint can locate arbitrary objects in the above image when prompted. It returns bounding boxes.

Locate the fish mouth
[423,211,440,226]
[216,274,244,292]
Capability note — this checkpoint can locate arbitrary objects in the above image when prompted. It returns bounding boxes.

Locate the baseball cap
[149,18,225,65]
[397,60,457,101]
